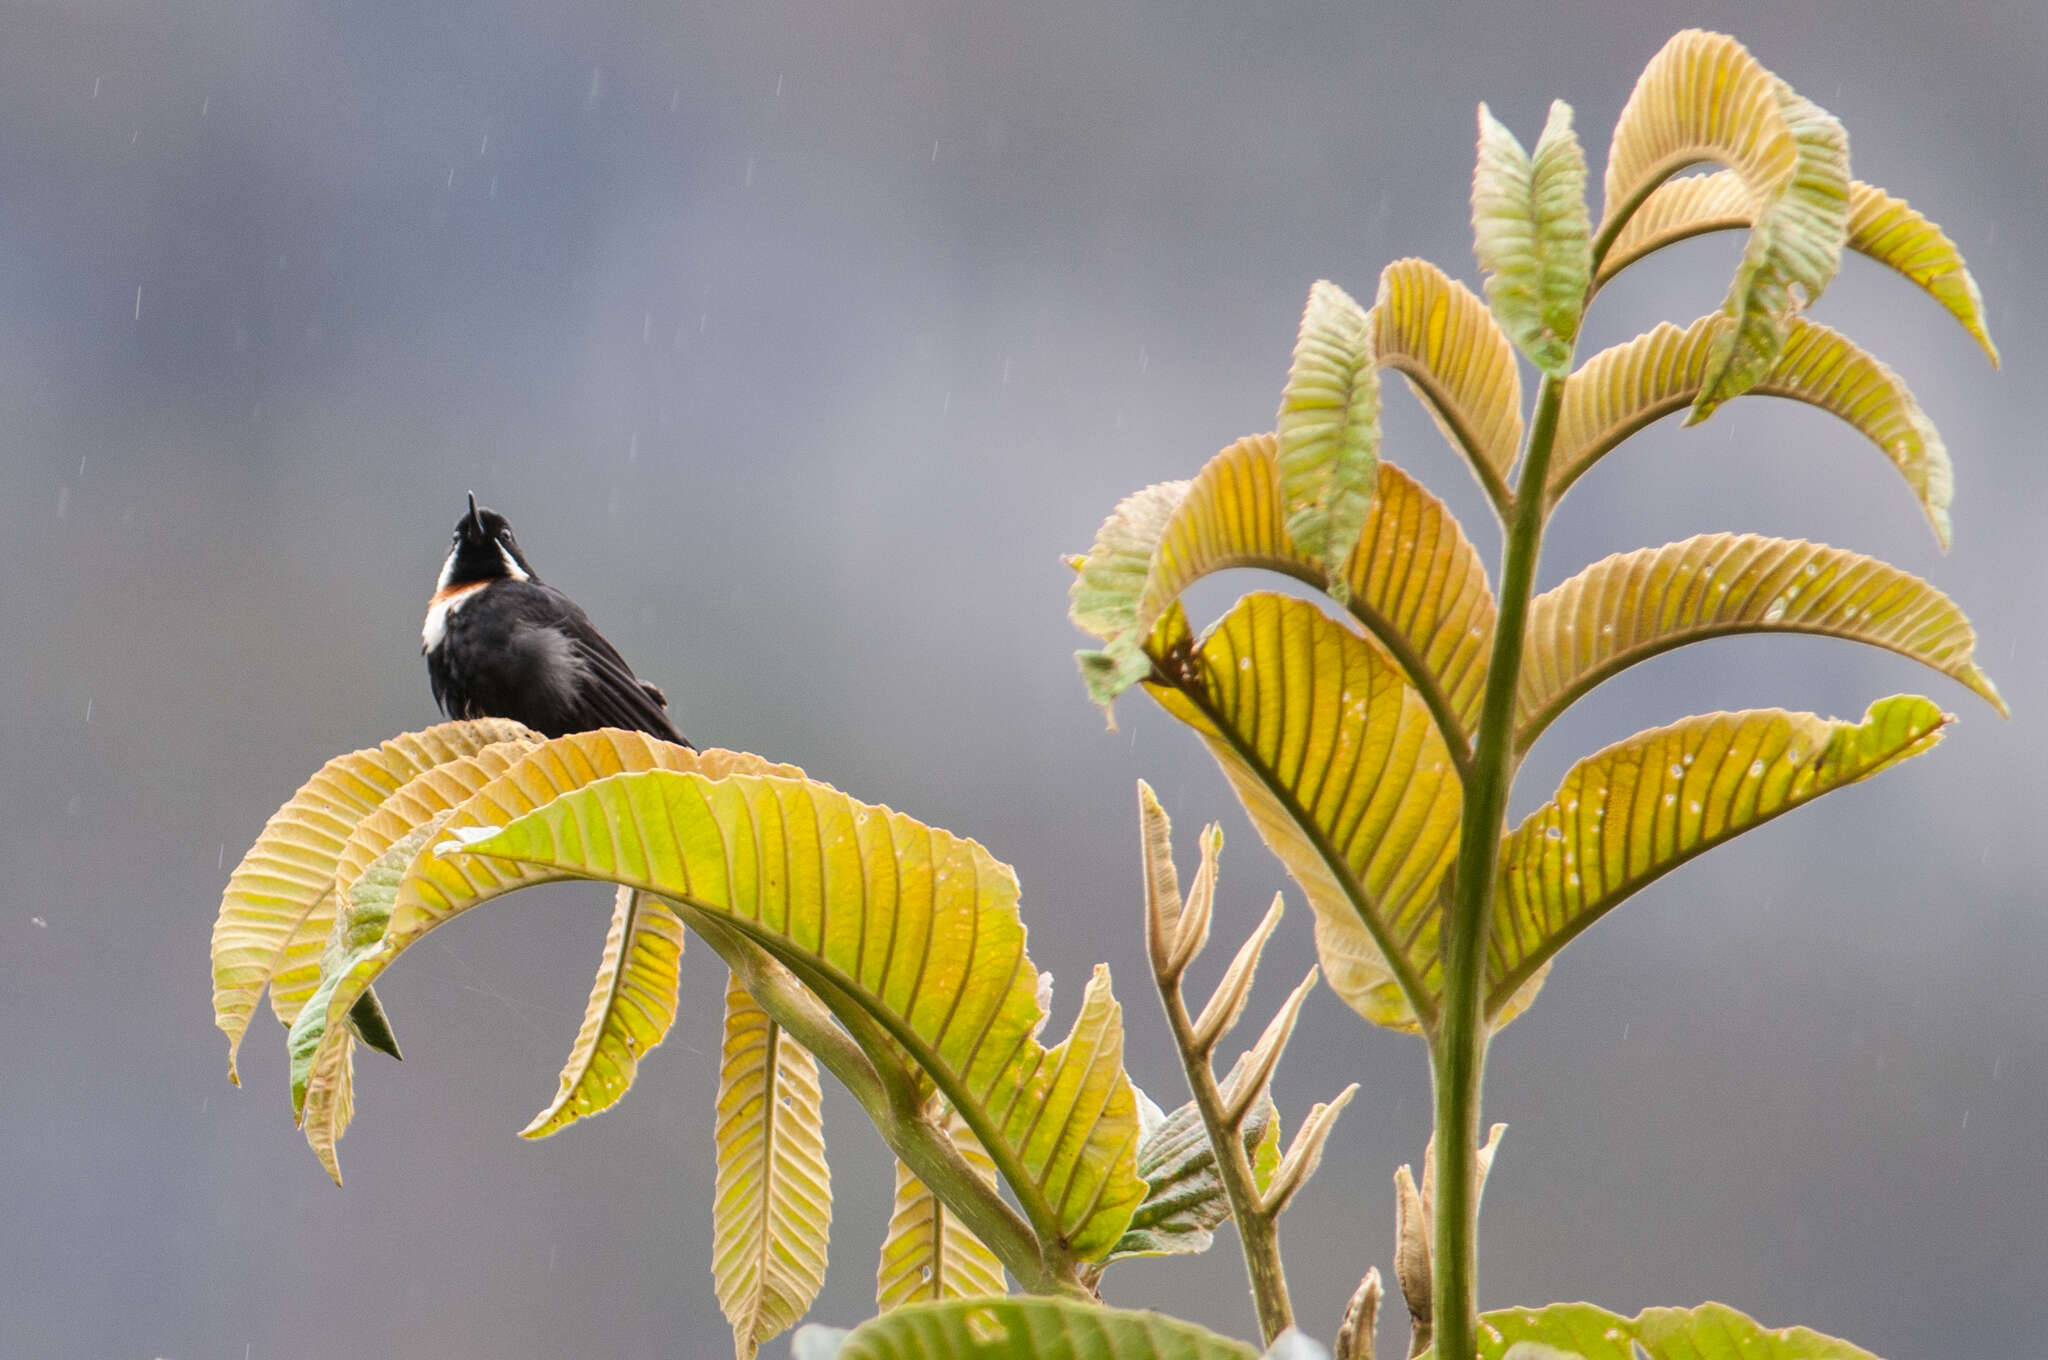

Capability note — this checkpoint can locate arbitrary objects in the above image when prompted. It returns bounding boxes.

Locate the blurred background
[2,1,2041,1356]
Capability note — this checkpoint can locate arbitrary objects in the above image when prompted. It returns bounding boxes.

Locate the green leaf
[210,718,534,1082]
[1069,480,1192,710]
[444,767,1148,1262]
[876,1100,1008,1310]
[1372,258,1525,501]
[1691,83,1850,421]
[712,971,831,1360]
[1109,1075,1281,1260]
[521,887,686,1139]
[1596,173,1998,366]
[1488,696,1950,1018]
[1517,533,2003,749]
[1450,1300,1885,1360]
[1472,100,1592,376]
[801,1297,1260,1360]
[1549,315,1955,547]
[1143,592,1464,1033]
[1277,280,1380,595]
[1134,434,1495,743]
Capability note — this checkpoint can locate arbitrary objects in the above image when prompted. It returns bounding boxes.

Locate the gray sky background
[2,2,2042,1357]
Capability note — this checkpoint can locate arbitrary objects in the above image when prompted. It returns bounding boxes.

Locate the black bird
[423,494,692,746]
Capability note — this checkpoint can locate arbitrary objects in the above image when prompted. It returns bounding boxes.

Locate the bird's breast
[422,580,489,651]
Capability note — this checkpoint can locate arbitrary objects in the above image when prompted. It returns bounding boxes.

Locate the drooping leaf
[1451,1300,1884,1360]
[290,734,789,1179]
[1134,434,1495,741]
[440,767,1148,1261]
[1142,593,1464,1032]
[1518,533,2003,748]
[1109,1076,1281,1260]
[1372,258,1525,500]
[1276,280,1380,593]
[1598,30,1797,250]
[1597,174,1999,365]
[712,971,831,1360]
[1069,480,1193,709]
[1488,696,1949,1018]
[1548,315,1955,547]
[210,718,534,1081]
[799,1297,1259,1360]
[288,814,452,1179]
[520,886,686,1139]
[877,1101,1008,1311]
[1691,84,1850,420]
[1472,100,1592,377]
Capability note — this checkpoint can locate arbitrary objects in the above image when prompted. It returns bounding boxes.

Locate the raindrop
[1667,763,1684,780]
[1567,873,1580,887]
[1543,825,1562,841]
[1682,752,1694,765]
[1687,800,1701,815]
[1662,793,1675,807]
[1763,597,1788,623]
[30,916,47,929]
[743,157,755,187]
[218,842,226,871]
[1001,355,1013,384]
[201,97,209,117]
[85,697,93,724]
[930,139,940,163]
[1749,760,1765,778]
[134,286,143,321]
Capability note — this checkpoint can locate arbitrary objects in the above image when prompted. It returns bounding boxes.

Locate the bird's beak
[465,491,482,535]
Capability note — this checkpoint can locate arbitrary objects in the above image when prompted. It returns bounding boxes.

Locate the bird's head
[437,492,538,591]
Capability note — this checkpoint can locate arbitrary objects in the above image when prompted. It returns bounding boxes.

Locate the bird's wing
[513,584,692,747]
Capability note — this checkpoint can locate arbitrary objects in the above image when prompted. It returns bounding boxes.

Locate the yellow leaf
[1549,315,1954,547]
[521,887,686,1139]
[1372,258,1525,505]
[1144,592,1464,1032]
[1136,434,1495,744]
[1489,696,1950,1018]
[712,972,831,1360]
[210,718,534,1083]
[1518,533,2003,748]
[876,1101,1007,1311]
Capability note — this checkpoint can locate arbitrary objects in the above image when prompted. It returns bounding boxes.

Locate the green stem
[1430,372,1565,1360]
[683,908,1085,1300]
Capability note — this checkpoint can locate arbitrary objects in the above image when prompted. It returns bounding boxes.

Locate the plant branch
[680,907,1085,1300]
[1431,370,1567,1359]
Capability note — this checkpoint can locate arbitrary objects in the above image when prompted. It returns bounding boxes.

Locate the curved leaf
[1372,257,1524,503]
[211,718,534,1082]
[1548,315,1954,547]
[1110,1077,1280,1260]
[877,1101,1008,1310]
[292,733,791,1180]
[1597,173,1999,365]
[1143,593,1464,1032]
[1488,696,1949,1017]
[1691,83,1849,421]
[713,971,831,1360]
[520,887,686,1139]
[805,1297,1258,1360]
[1069,480,1192,708]
[1518,533,2003,748]
[1472,100,1592,377]
[442,768,1148,1261]
[1599,30,1797,249]
[1458,1300,1883,1360]
[1277,280,1380,592]
[1136,434,1496,743]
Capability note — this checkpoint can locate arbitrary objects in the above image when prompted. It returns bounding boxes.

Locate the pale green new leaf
[713,970,831,1360]
[1372,257,1524,501]
[1069,479,1192,709]
[520,886,686,1139]
[802,1297,1259,1360]
[1472,100,1591,376]
[1276,280,1379,593]
[210,718,534,1081]
[291,733,789,1180]
[1143,593,1464,1032]
[443,768,1148,1261]
[1548,315,1955,547]
[1109,1076,1281,1260]
[1488,696,1949,1018]
[877,1101,1007,1311]
[1597,173,1999,365]
[1518,533,2003,748]
[1692,84,1850,420]
[1453,1300,1883,1360]
[1134,433,1495,742]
